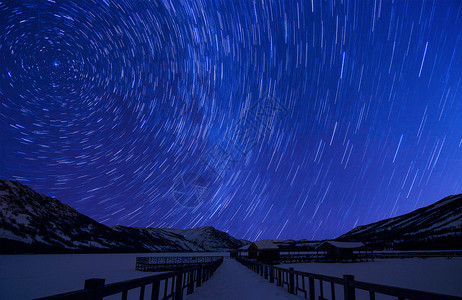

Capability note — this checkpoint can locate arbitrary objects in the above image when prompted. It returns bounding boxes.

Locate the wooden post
[187,271,194,294]
[174,274,183,300]
[319,279,324,299]
[196,268,202,287]
[269,267,274,283]
[369,291,375,300]
[309,277,315,300]
[331,282,336,300]
[278,269,282,286]
[151,281,160,300]
[84,278,105,300]
[343,275,355,300]
[289,268,295,294]
[121,290,128,300]
[264,266,268,279]
[139,285,145,299]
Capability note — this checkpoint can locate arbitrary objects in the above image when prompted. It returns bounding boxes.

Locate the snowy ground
[0,252,228,300]
[280,257,462,299]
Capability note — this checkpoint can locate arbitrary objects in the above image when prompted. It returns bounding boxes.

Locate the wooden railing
[278,253,372,263]
[136,256,223,271]
[371,250,462,259]
[237,258,462,300]
[242,250,462,264]
[35,257,223,300]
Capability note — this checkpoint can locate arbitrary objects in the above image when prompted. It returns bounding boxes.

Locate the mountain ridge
[337,194,462,249]
[1,179,460,253]
[0,180,244,253]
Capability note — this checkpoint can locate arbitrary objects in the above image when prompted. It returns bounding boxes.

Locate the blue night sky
[1,0,461,241]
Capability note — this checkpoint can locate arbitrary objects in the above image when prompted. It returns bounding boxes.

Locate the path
[186,258,302,300]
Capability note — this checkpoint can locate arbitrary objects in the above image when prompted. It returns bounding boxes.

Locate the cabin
[316,241,366,261]
[239,240,280,263]
[238,244,252,258]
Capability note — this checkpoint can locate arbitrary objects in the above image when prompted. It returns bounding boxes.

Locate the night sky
[1,0,461,241]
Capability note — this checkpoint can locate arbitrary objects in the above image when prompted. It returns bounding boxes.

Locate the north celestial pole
[1,0,461,241]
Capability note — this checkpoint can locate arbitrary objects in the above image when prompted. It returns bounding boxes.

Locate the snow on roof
[253,240,279,250]
[316,241,364,249]
[239,244,251,250]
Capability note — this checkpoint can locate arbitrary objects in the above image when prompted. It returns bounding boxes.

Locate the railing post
[289,268,295,294]
[309,277,315,300]
[174,273,183,300]
[187,270,194,294]
[343,275,355,300]
[331,282,336,300]
[264,266,268,279]
[139,285,145,300]
[196,268,202,287]
[319,279,324,299]
[308,277,315,300]
[278,269,282,286]
[270,267,274,283]
[151,281,160,300]
[84,278,105,300]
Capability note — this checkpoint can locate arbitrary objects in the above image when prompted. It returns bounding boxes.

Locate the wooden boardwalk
[136,256,222,271]
[186,258,301,300]
[32,256,462,300]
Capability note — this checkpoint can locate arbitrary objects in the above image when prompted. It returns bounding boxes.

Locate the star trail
[1,0,461,241]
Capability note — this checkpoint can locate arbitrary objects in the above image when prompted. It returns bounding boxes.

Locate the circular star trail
[1,0,461,241]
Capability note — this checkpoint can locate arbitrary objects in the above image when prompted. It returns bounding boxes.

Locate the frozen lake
[0,252,229,300]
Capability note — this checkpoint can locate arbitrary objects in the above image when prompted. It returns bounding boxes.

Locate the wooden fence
[371,250,462,259]
[278,253,372,263]
[34,257,223,300]
[136,256,222,271]
[250,250,462,264]
[237,258,462,300]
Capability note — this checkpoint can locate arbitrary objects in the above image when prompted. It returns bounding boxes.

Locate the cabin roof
[316,241,364,249]
[239,244,251,250]
[253,240,279,250]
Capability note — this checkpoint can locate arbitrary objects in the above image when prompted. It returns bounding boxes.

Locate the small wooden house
[239,240,281,263]
[316,241,365,261]
[238,244,252,258]
[246,243,259,259]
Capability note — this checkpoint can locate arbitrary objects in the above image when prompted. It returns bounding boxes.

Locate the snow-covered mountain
[163,226,245,251]
[0,180,241,253]
[338,194,462,249]
[0,180,134,253]
[110,226,203,252]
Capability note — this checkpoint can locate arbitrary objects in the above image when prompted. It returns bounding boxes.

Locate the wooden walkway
[186,258,302,300]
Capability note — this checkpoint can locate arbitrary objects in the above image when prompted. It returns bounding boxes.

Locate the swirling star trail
[1,0,461,241]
